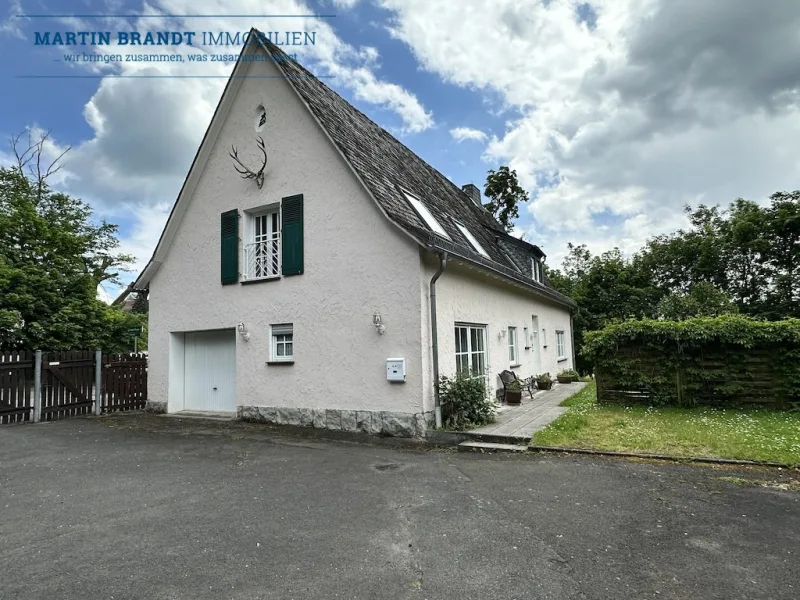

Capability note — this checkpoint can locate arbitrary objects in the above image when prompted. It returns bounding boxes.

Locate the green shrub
[558,368,579,378]
[438,371,496,431]
[535,373,552,384]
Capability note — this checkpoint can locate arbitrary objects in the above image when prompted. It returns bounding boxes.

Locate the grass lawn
[532,382,800,465]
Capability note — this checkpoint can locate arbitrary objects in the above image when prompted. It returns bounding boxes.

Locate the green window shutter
[220,209,239,285]
[281,194,304,276]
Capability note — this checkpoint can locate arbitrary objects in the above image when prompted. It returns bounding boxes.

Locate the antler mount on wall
[229,136,267,189]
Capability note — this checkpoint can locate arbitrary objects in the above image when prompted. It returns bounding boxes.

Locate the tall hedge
[583,316,800,409]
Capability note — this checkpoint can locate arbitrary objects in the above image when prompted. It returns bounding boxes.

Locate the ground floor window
[508,326,519,365]
[271,324,293,361]
[455,324,486,376]
[556,330,566,359]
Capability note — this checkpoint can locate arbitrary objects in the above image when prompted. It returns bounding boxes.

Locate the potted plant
[535,373,553,391]
[505,378,523,405]
[557,368,579,384]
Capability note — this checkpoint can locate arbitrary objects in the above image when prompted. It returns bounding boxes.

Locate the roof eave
[417,232,576,309]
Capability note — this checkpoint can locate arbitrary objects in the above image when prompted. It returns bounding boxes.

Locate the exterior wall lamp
[237,322,250,342]
[373,311,386,335]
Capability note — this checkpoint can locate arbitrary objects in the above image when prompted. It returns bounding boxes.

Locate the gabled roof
[261,33,574,308]
[134,29,575,309]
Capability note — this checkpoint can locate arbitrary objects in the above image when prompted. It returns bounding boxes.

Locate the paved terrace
[469,381,586,442]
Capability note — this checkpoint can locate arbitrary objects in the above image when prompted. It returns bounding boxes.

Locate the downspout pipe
[429,251,448,428]
[570,310,577,373]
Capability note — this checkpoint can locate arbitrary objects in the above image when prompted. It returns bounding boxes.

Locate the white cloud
[332,0,361,8]
[0,0,25,39]
[326,63,433,133]
[450,127,487,143]
[378,0,800,264]
[96,285,114,304]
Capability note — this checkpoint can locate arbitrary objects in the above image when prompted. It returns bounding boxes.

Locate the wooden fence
[595,342,797,409]
[0,351,35,424]
[101,353,148,413]
[0,350,148,424]
[41,350,96,421]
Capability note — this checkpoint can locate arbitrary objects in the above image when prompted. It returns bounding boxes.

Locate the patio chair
[498,370,536,402]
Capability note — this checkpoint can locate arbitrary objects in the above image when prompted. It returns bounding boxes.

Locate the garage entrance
[183,329,236,413]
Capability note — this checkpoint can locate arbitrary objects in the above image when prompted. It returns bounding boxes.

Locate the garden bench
[498,370,536,402]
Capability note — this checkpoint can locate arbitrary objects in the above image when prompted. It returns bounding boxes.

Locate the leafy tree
[0,132,135,350]
[101,308,147,353]
[764,191,800,318]
[640,197,798,319]
[483,166,527,232]
[131,291,149,314]
[547,191,800,370]
[725,198,771,312]
[640,204,730,293]
[546,244,661,372]
[656,282,738,321]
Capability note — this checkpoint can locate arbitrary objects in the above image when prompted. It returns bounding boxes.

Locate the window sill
[266,360,294,366]
[510,363,522,369]
[242,275,281,285]
[557,357,568,363]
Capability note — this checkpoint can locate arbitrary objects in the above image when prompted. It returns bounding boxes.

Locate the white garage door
[184,330,236,413]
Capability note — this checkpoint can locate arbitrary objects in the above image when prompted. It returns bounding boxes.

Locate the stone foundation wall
[238,406,433,438]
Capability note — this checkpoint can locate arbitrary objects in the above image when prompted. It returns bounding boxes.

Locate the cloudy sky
[2,0,799,300]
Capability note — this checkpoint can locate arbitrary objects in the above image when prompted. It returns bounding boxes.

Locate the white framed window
[454,324,487,376]
[532,257,543,283]
[244,206,281,280]
[271,324,293,362]
[556,330,566,359]
[454,221,490,258]
[508,326,519,365]
[404,191,451,239]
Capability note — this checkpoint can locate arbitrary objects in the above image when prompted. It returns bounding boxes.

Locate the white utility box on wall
[386,358,406,382]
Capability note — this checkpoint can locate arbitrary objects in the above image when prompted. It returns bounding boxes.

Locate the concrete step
[458,441,528,453]
[461,431,530,445]
[163,410,237,422]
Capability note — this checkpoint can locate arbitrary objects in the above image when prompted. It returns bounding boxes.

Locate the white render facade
[420,257,575,414]
[138,35,575,437]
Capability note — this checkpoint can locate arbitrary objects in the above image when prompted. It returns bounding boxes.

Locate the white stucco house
[133,29,576,437]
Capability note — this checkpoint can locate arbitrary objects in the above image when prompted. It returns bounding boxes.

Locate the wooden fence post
[94,349,103,416]
[33,350,42,423]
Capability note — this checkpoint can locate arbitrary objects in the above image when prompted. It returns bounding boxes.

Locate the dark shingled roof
[258,32,575,309]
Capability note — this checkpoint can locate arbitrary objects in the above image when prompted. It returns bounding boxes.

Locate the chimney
[461,183,482,206]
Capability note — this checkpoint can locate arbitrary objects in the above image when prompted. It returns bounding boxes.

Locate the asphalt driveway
[1,414,798,600]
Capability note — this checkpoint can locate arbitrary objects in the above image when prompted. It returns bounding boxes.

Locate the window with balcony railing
[244,209,281,280]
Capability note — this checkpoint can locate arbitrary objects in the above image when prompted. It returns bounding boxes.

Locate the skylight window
[404,192,450,239]
[454,221,490,258]
[532,257,544,283]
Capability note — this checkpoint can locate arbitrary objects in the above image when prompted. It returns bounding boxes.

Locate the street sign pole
[127,326,143,354]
